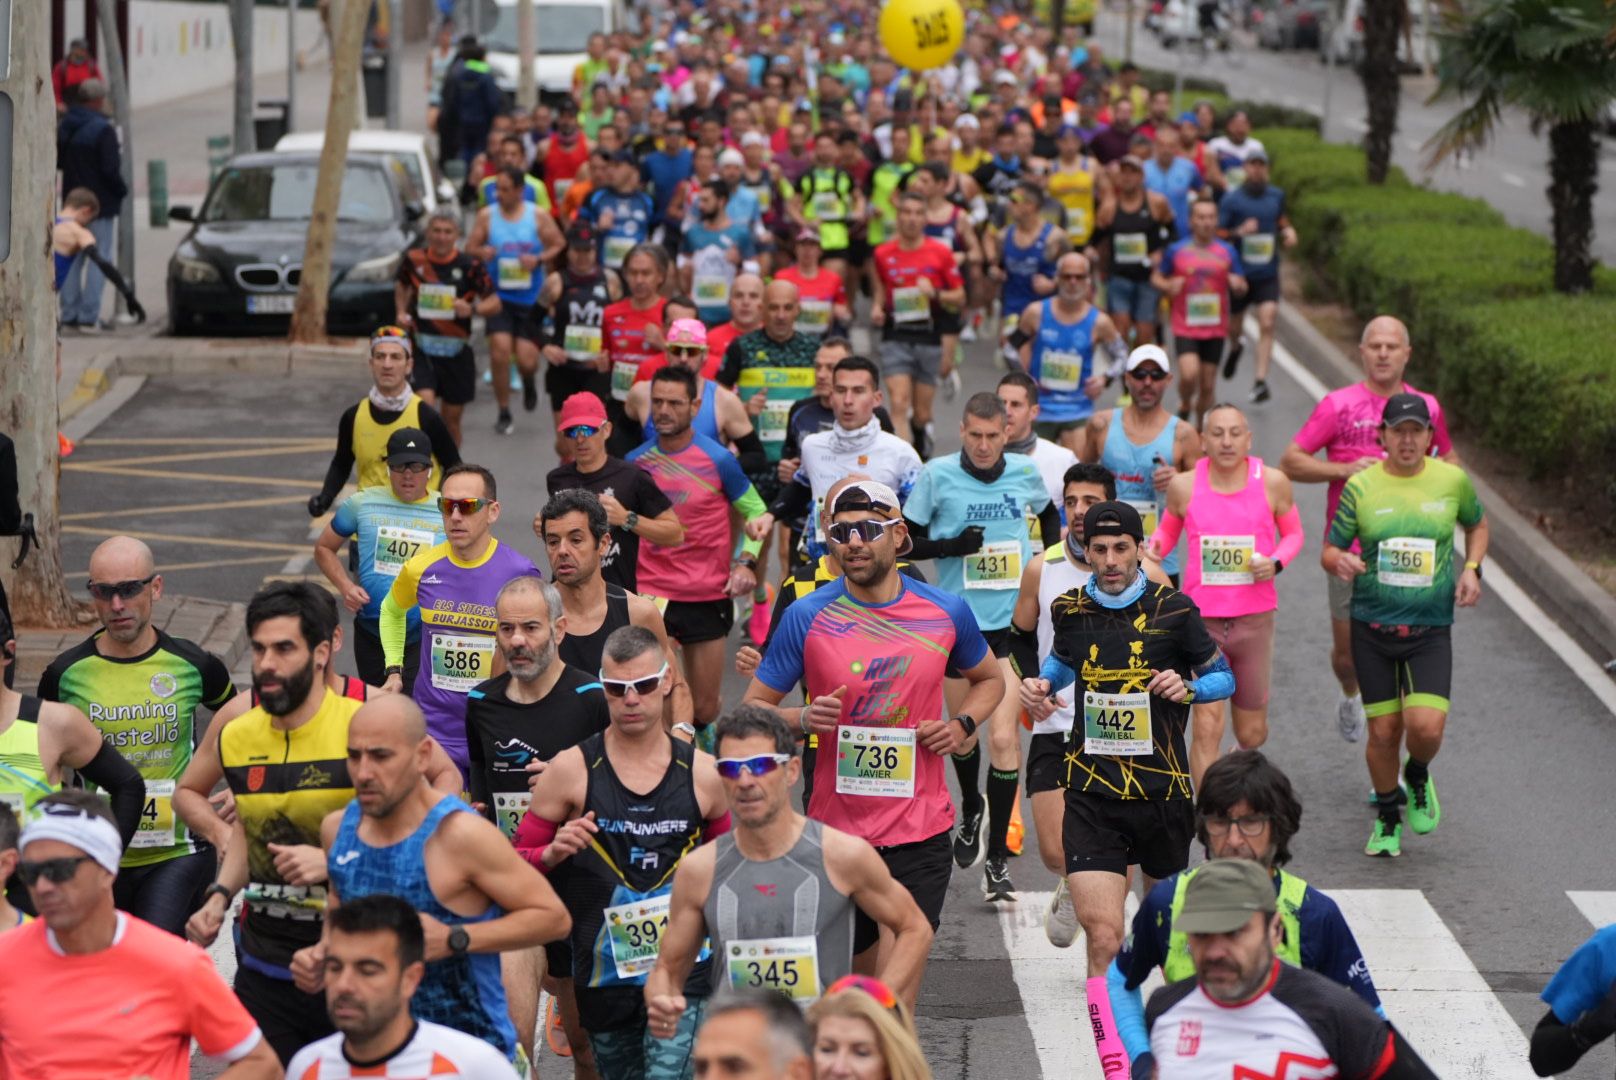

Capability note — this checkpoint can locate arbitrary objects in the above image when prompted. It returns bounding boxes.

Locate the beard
[253,655,317,717]
[507,633,557,684]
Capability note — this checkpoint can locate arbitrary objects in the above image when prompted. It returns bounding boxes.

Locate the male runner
[1279,316,1456,742]
[1322,394,1487,858]
[1097,155,1176,347]
[314,428,445,689]
[1153,197,1246,425]
[745,481,1004,993]
[1217,150,1296,402]
[775,229,853,339]
[1142,126,1202,242]
[1111,751,1384,1077]
[395,209,500,447]
[1206,111,1266,191]
[647,705,933,1015]
[1014,251,1126,454]
[1020,501,1234,1080]
[602,243,671,454]
[789,131,865,295]
[705,272,766,362]
[38,535,235,937]
[626,320,761,447]
[690,989,814,1080]
[477,134,554,208]
[380,463,542,774]
[469,166,565,435]
[517,626,728,1080]
[308,328,460,517]
[1147,403,1302,787]
[579,149,657,274]
[1046,125,1112,256]
[538,221,621,459]
[287,896,519,1077]
[997,372,1080,529]
[989,180,1063,334]
[680,180,758,327]
[904,394,1059,902]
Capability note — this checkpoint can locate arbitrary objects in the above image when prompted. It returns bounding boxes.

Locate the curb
[1275,304,1616,667]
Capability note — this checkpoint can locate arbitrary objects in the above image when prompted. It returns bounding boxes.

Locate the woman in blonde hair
[808,975,933,1080]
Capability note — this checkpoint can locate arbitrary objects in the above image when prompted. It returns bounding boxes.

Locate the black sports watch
[625,511,640,531]
[448,926,471,957]
[385,665,405,678]
[204,883,233,907]
[953,714,979,738]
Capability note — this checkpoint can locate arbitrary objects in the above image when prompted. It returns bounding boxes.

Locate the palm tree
[1359,0,1404,183]
[1426,0,1616,293]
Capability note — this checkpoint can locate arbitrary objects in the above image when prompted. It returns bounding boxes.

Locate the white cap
[954,114,980,130]
[741,131,768,148]
[994,69,1019,85]
[718,148,745,168]
[1126,344,1172,373]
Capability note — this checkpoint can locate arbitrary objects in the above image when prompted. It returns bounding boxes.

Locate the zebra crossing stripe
[1567,891,1616,930]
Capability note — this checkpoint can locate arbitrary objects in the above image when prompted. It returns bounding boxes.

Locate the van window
[486,4,606,54]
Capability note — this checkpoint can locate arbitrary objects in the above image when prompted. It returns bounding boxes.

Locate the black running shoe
[983,856,1017,902]
[1223,341,1244,379]
[953,808,984,869]
[522,373,539,412]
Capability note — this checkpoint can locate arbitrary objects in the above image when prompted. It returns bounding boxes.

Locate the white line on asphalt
[1331,890,1537,1079]
[1501,172,1528,188]
[1259,319,1616,719]
[1568,891,1616,929]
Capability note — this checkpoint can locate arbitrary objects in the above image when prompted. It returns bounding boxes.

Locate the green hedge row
[1256,127,1616,484]
[1131,68,1325,133]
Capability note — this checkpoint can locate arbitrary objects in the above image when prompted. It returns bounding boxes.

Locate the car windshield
[485,4,606,54]
[202,162,395,224]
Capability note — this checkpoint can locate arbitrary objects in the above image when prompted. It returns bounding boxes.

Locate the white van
[479,0,623,101]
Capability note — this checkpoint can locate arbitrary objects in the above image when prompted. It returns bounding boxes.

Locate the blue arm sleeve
[1543,926,1616,1024]
[1108,959,1151,1063]
[1187,651,1235,704]
[1040,654,1076,694]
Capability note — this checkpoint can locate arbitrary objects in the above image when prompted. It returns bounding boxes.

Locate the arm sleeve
[1530,1010,1601,1076]
[731,486,767,559]
[1187,650,1235,704]
[316,406,361,507]
[780,400,809,460]
[1273,505,1305,566]
[1007,623,1039,681]
[718,341,744,389]
[382,553,428,668]
[1107,958,1151,1063]
[768,479,811,523]
[79,741,144,848]
[1039,653,1077,693]
[83,246,138,306]
[1036,504,1062,551]
[1151,509,1185,560]
[419,405,463,471]
[900,518,950,562]
[732,430,768,475]
[198,651,238,710]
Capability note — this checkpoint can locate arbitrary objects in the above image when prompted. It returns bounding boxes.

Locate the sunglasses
[438,497,490,517]
[18,855,94,886]
[389,462,430,474]
[598,662,669,697]
[372,325,410,339]
[715,754,793,780]
[1129,369,1170,382]
[667,345,707,357]
[564,424,602,439]
[825,974,900,1010]
[826,518,899,546]
[87,575,155,602]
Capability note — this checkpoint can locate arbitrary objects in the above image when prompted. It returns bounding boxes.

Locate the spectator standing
[57,77,126,331]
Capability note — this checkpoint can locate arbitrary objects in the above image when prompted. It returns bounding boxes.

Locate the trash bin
[362,54,388,120]
[253,98,291,151]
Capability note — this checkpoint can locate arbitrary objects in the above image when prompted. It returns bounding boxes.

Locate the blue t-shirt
[902,452,1051,631]
[329,487,447,633]
[1217,183,1287,282]
[1143,155,1203,240]
[641,149,693,224]
[726,185,763,235]
[1543,924,1616,1024]
[579,187,656,268]
[680,221,757,324]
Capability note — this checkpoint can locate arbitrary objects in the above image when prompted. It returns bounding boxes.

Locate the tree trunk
[1548,118,1598,294]
[289,0,372,344]
[0,3,83,627]
[1359,0,1402,184]
[94,0,136,320]
[228,0,255,152]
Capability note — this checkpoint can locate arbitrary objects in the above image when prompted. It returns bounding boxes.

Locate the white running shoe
[1044,876,1080,948]
[1338,694,1366,743]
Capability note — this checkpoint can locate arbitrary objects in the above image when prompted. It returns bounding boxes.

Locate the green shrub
[1228,100,1322,133]
[1288,186,1507,263]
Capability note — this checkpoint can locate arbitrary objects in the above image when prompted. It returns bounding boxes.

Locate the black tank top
[563,730,712,1030]
[1108,196,1163,281]
[557,584,634,677]
[553,267,613,368]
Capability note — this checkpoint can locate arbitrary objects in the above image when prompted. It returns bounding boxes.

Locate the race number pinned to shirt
[611,360,639,401]
[1113,233,1149,265]
[497,257,533,292]
[1377,536,1436,588]
[835,726,916,798]
[1126,500,1160,538]
[964,541,1022,590]
[132,779,176,849]
[1185,292,1222,328]
[374,525,434,578]
[603,235,636,269]
[417,283,458,320]
[1199,535,1256,586]
[0,794,21,816]
[1067,207,1091,244]
[811,192,844,221]
[604,893,671,980]
[493,791,531,840]
[693,275,731,307]
[796,299,833,335]
[1083,690,1153,756]
[760,398,793,444]
[892,287,929,324]
[1039,350,1084,392]
[563,324,604,361]
[1241,233,1275,267]
[727,937,821,1003]
[429,633,495,693]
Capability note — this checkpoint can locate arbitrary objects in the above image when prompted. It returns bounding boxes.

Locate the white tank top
[1034,541,1093,736]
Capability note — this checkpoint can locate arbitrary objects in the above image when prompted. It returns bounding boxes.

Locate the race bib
[563,323,603,361]
[1199,535,1255,586]
[417,283,458,321]
[1377,536,1436,588]
[1185,291,1222,327]
[373,525,434,578]
[760,398,792,444]
[1113,232,1149,265]
[493,791,531,840]
[834,726,916,798]
[1067,207,1091,243]
[1126,500,1160,538]
[555,179,575,203]
[611,360,638,401]
[964,540,1022,590]
[429,633,494,693]
[693,275,731,306]
[796,299,833,335]
[604,894,670,980]
[132,779,176,850]
[603,234,635,269]
[1039,350,1084,393]
[892,287,928,324]
[1083,690,1153,757]
[726,937,820,1002]
[1225,165,1248,189]
[0,793,21,816]
[812,191,844,221]
[1241,233,1275,267]
[497,256,532,291]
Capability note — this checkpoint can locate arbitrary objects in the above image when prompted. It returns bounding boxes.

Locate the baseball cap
[741,131,769,148]
[610,148,637,164]
[1082,501,1145,544]
[718,148,745,168]
[667,318,708,348]
[829,480,913,556]
[556,97,580,115]
[557,391,609,430]
[1118,153,1145,170]
[1245,149,1270,164]
[994,69,1019,86]
[566,221,597,248]
[385,427,432,467]
[955,114,981,131]
[1380,392,1433,428]
[1175,859,1278,935]
[1126,344,1171,374]
[795,226,822,244]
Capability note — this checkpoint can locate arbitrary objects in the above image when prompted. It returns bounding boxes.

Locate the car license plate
[247,294,296,314]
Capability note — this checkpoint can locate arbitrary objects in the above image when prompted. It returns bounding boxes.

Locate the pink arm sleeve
[702,811,733,843]
[1273,505,1305,566]
[1150,509,1185,560]
[513,813,560,874]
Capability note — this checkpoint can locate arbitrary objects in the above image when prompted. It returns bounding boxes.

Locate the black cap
[556,97,580,114]
[567,221,597,248]
[610,148,637,164]
[1082,501,1145,544]
[385,427,432,467]
[1380,392,1432,429]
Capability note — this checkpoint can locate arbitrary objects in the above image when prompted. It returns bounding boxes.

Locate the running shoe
[1365,818,1402,857]
[746,583,774,648]
[1337,694,1366,743]
[953,807,985,869]
[522,372,539,412]
[1044,877,1079,948]
[1406,775,1441,834]
[942,367,962,401]
[495,411,515,436]
[1222,341,1244,378]
[545,995,571,1057]
[983,856,1017,902]
[961,318,979,342]
[1250,379,1271,404]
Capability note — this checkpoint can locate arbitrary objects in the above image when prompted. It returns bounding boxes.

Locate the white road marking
[1501,172,1528,188]
[1259,318,1616,719]
[1568,891,1616,928]
[1331,890,1537,1079]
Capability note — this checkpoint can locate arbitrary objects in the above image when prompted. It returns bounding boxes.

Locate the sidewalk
[10,595,246,695]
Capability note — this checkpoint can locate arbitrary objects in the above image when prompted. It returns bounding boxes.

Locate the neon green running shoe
[1406,775,1441,834]
[1365,818,1402,857]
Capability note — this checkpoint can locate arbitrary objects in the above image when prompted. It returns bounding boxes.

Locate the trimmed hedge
[1256,127,1616,486]
[1131,67,1324,133]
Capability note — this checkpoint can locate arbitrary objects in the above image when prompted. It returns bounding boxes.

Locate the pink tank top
[1183,457,1278,617]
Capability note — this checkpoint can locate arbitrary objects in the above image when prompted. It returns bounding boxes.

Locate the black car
[166,150,424,336]
[1255,0,1327,49]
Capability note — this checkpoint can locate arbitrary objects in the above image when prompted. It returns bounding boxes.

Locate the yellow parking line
[63,495,314,522]
[62,464,317,489]
[66,554,294,579]
[60,525,310,554]
[73,444,333,468]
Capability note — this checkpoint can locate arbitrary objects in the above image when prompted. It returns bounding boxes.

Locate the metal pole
[93,0,136,323]
[1125,0,1136,63]
[287,0,298,133]
[1320,8,1335,140]
[471,0,482,37]
[386,0,402,128]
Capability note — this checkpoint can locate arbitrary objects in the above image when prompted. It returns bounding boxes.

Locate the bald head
[1360,315,1410,348]
[89,536,155,583]
[88,536,160,646]
[764,280,802,336]
[351,693,428,746]
[348,695,432,819]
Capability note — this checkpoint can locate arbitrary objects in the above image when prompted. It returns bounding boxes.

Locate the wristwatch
[385,665,404,678]
[448,926,471,957]
[672,722,698,740]
[204,883,233,907]
[953,714,979,738]
[734,555,758,570]
[625,511,640,531]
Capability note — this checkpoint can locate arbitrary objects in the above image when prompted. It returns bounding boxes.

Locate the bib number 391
[604,894,671,980]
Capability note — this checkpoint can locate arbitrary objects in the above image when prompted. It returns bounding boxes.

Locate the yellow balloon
[879,0,966,71]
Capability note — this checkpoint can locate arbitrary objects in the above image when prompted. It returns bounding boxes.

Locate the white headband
[20,807,122,876]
